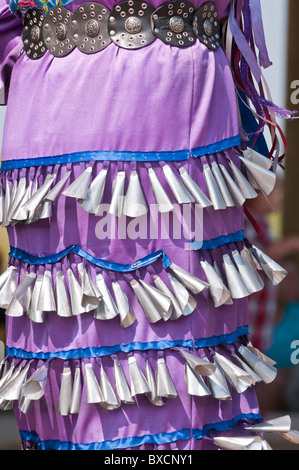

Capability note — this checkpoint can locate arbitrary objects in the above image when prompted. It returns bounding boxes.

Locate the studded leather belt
[21,1,221,59]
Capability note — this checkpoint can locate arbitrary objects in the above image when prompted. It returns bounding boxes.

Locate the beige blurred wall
[0,227,9,274]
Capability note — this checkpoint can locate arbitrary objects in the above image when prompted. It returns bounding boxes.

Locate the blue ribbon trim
[6,325,249,360]
[0,135,241,171]
[192,135,242,157]
[9,246,172,271]
[9,230,246,268]
[19,412,262,450]
[193,230,246,251]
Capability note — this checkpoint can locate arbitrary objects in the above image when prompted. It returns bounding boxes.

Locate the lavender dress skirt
[0,0,283,450]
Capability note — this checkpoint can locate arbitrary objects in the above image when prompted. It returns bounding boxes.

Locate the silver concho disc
[193,2,221,50]
[71,3,112,54]
[108,1,155,50]
[22,9,47,60]
[43,6,75,57]
[152,1,196,48]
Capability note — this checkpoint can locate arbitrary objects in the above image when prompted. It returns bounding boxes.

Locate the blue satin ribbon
[19,412,262,450]
[9,246,172,271]
[192,230,246,250]
[6,325,249,360]
[0,135,241,171]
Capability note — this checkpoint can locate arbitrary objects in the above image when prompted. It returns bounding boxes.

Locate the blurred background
[0,0,299,451]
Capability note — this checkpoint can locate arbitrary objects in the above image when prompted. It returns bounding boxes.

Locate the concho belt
[21,1,221,59]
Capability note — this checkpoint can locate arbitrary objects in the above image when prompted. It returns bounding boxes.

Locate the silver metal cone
[58,367,73,416]
[232,250,264,294]
[62,167,93,200]
[18,396,32,414]
[222,254,250,299]
[0,363,30,401]
[238,345,277,384]
[231,352,262,385]
[99,364,120,410]
[245,415,291,433]
[185,363,211,397]
[162,164,194,204]
[109,171,126,217]
[7,178,27,223]
[11,181,32,223]
[179,167,212,207]
[122,171,148,218]
[169,262,209,295]
[112,281,136,328]
[55,271,72,317]
[240,156,277,196]
[156,357,178,398]
[206,364,232,401]
[20,364,48,401]
[2,180,12,227]
[79,169,107,214]
[3,180,17,226]
[0,363,15,392]
[67,268,85,315]
[148,168,174,213]
[152,274,183,320]
[179,349,215,376]
[113,358,135,404]
[240,248,264,289]
[214,352,253,393]
[94,274,119,320]
[278,430,299,444]
[13,272,37,312]
[130,280,162,323]
[214,436,260,451]
[70,367,82,414]
[28,275,45,323]
[5,296,24,318]
[243,148,273,170]
[211,162,235,207]
[22,174,56,212]
[219,164,246,208]
[203,164,226,210]
[167,272,197,316]
[139,279,173,321]
[37,271,56,312]
[128,356,150,396]
[250,245,288,285]
[228,159,258,199]
[78,265,100,313]
[145,360,164,406]
[0,266,19,309]
[45,171,72,203]
[84,363,104,404]
[200,260,231,307]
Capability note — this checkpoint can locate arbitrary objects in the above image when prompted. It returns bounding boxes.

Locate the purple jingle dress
[0,0,286,450]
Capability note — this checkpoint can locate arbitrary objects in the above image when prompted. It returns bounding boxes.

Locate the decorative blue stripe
[19,412,262,450]
[192,412,263,440]
[192,135,242,157]
[193,325,249,348]
[8,230,246,268]
[9,246,172,271]
[0,135,241,171]
[193,230,246,250]
[0,149,190,171]
[6,325,249,360]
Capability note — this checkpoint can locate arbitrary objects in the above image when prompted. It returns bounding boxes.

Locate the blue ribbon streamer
[192,230,246,251]
[19,412,262,450]
[6,325,249,360]
[0,135,241,171]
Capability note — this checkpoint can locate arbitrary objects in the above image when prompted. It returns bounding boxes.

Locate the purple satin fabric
[0,0,266,450]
